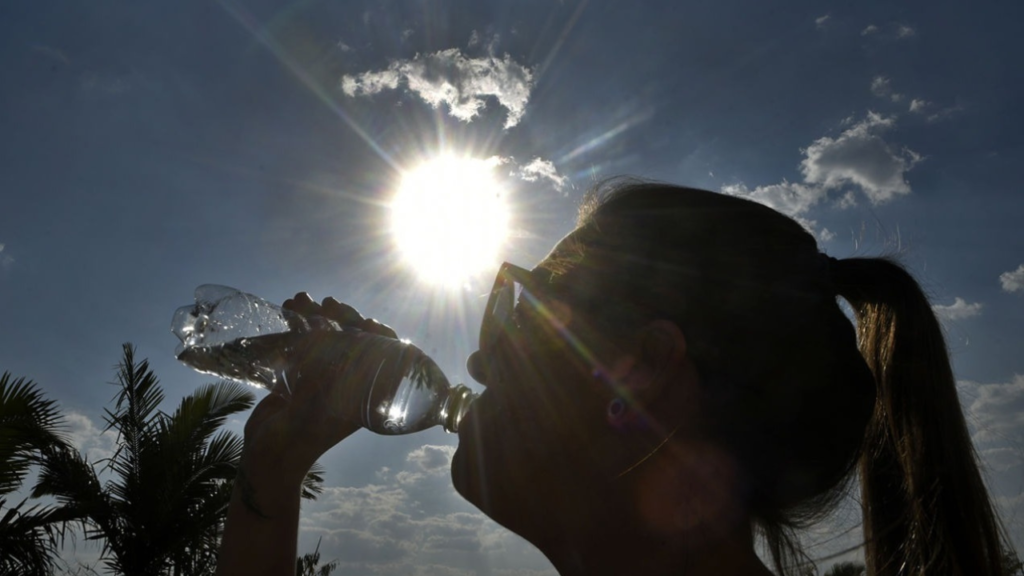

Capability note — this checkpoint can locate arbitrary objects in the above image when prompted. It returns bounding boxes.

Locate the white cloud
[897,24,916,38]
[299,444,554,574]
[513,158,568,193]
[721,182,832,241]
[836,190,857,209]
[932,297,983,320]
[801,111,921,203]
[395,444,456,486]
[724,112,919,238]
[957,376,1024,554]
[341,49,534,128]
[65,411,116,463]
[861,24,879,36]
[1000,264,1024,293]
[815,14,830,28]
[909,98,930,113]
[959,376,1024,446]
[980,447,1024,473]
[926,104,963,124]
[722,181,826,218]
[870,76,903,102]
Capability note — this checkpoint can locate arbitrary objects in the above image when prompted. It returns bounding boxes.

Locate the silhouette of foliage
[32,344,328,575]
[297,536,339,576]
[0,372,78,575]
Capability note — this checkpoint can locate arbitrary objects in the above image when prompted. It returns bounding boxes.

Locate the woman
[217,181,1010,575]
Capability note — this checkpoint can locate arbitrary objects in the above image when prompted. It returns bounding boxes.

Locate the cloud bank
[960,375,1024,447]
[341,49,534,128]
[300,443,553,575]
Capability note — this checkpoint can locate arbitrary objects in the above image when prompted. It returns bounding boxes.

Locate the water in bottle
[172,285,476,434]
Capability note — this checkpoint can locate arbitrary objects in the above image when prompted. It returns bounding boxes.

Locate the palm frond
[0,497,70,576]
[0,372,70,495]
[302,462,327,501]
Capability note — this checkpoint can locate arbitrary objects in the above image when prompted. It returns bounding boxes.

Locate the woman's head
[455,181,875,543]
[553,182,878,513]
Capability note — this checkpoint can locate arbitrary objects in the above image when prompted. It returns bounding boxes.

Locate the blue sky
[2,0,1022,573]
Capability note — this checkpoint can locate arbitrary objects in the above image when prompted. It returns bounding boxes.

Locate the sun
[391,155,510,284]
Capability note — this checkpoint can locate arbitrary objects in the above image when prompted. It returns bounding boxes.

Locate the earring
[607,397,628,427]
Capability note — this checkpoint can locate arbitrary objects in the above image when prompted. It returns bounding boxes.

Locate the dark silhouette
[23,344,324,575]
[0,372,76,575]
[218,182,1013,576]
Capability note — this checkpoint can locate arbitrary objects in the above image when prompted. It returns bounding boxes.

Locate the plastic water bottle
[171,285,476,434]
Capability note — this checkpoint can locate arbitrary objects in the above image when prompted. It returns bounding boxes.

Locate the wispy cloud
[897,24,916,38]
[724,112,920,240]
[513,158,568,193]
[32,44,70,65]
[870,76,903,102]
[815,14,830,29]
[0,243,13,271]
[932,297,983,320]
[907,98,961,123]
[860,23,918,41]
[80,71,131,95]
[926,104,963,124]
[341,49,534,128]
[1000,264,1024,293]
[909,98,930,113]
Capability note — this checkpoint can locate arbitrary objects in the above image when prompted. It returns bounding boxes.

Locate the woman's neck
[537,521,773,576]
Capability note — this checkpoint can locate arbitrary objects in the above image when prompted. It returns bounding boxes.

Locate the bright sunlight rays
[391,155,510,285]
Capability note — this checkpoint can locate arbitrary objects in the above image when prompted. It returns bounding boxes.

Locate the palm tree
[32,344,259,575]
[297,536,339,576]
[0,371,78,575]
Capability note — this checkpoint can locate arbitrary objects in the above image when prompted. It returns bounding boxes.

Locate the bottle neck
[441,384,478,433]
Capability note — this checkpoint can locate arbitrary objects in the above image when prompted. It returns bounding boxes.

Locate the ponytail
[832,257,1008,576]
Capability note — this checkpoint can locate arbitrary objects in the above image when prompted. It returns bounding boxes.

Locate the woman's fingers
[283,292,321,317]
[359,318,398,339]
[321,297,365,325]
[283,292,398,339]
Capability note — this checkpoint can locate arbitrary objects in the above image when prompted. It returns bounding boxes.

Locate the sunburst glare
[391,155,510,285]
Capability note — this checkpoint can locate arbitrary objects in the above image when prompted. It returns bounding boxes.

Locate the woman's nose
[466,350,490,385]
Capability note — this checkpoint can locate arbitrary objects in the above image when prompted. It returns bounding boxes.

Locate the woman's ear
[632,319,690,401]
[607,320,690,405]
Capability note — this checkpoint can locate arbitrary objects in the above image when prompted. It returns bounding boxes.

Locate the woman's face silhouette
[451,234,633,541]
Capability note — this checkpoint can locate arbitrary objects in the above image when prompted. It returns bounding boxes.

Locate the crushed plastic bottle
[172,285,475,434]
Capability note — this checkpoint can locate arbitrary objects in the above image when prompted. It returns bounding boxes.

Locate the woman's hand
[217,293,400,576]
[241,293,399,483]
